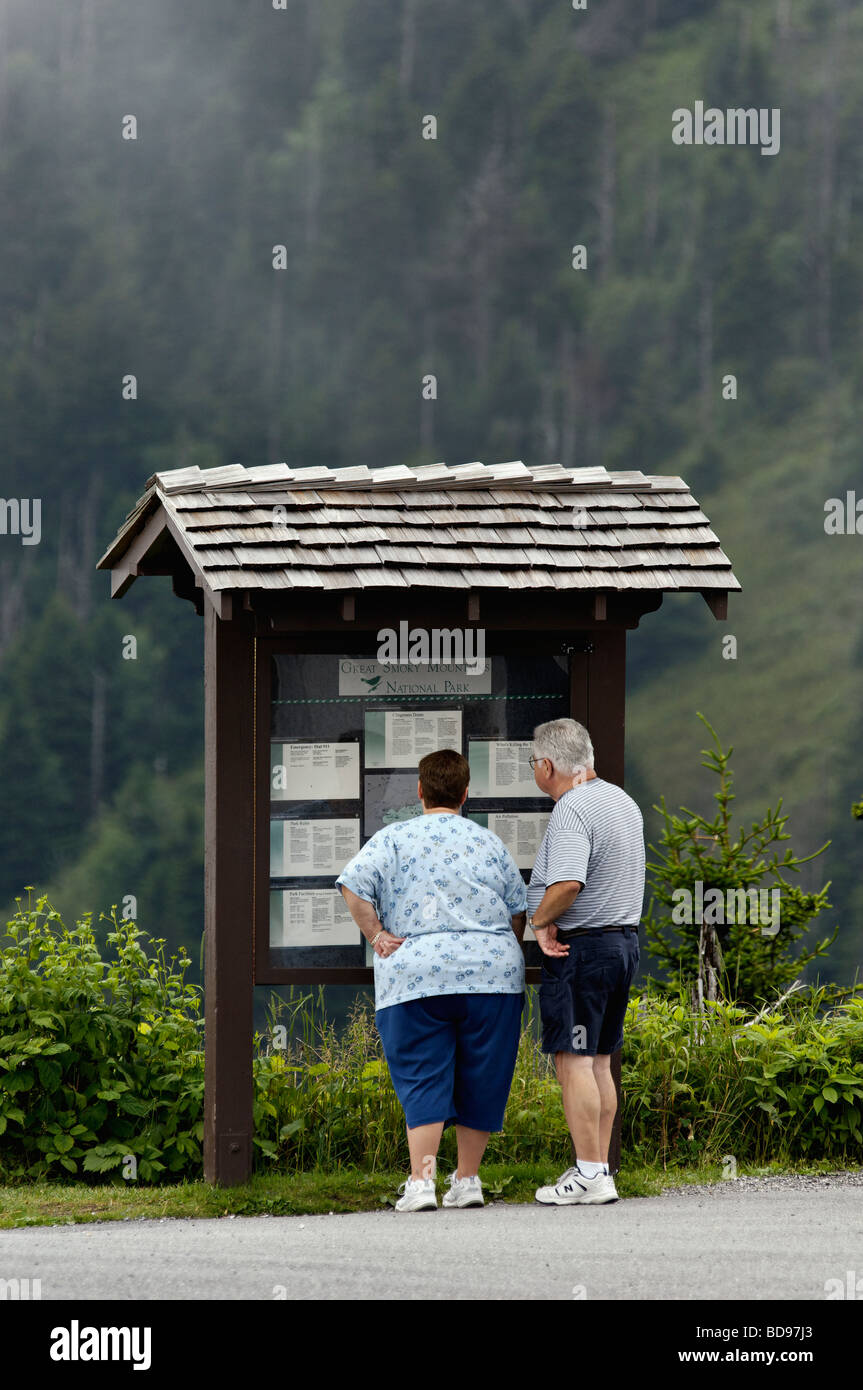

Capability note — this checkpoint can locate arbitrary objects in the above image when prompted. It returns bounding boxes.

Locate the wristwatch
[527,915,545,933]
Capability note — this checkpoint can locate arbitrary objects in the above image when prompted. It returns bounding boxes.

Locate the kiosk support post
[203,602,256,1185]
[587,626,627,1175]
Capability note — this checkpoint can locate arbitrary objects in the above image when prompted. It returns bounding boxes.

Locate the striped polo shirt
[527,777,645,931]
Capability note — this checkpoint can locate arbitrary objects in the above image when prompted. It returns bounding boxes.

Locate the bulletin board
[258,640,584,981]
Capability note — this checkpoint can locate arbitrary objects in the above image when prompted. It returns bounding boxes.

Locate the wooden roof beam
[108,511,169,598]
[702,591,728,620]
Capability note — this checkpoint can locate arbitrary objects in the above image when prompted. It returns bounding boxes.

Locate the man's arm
[530,881,582,957]
[531,880,582,928]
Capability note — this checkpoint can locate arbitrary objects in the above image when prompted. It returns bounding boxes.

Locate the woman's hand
[373,929,406,959]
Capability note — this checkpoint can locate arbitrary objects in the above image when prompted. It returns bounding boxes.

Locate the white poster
[271,818,360,877]
[365,710,462,769]
[468,740,537,798]
[271,889,358,948]
[486,812,551,870]
[271,741,360,801]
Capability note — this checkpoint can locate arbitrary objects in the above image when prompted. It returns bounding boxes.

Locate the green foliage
[0,895,204,1182]
[2,902,861,1183]
[623,981,863,1168]
[644,715,837,1007]
[252,983,863,1175]
[252,987,566,1172]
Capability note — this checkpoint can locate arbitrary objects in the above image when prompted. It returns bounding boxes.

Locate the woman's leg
[454,1125,490,1178]
[452,993,524,1159]
[407,1121,445,1181]
[377,998,457,1180]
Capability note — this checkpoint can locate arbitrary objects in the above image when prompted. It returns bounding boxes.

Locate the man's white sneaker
[442,1171,485,1208]
[394,1177,438,1212]
[535,1166,618,1205]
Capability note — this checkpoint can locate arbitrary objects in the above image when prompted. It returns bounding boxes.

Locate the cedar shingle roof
[97,460,741,600]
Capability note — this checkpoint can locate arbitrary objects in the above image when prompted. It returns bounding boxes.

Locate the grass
[1,1157,860,1228]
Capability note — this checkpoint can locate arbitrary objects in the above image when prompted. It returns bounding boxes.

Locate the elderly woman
[336,748,527,1211]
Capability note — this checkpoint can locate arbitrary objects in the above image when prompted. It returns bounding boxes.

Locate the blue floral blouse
[336,812,527,1010]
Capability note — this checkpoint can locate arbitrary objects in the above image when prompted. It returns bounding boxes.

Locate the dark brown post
[588,626,627,1175]
[587,626,626,788]
[203,600,255,1185]
[569,645,590,724]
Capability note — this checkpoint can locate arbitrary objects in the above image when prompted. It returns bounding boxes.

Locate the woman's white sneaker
[394,1177,438,1212]
[442,1172,485,1208]
[535,1166,618,1205]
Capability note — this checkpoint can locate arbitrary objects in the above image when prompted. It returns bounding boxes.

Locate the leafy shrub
[0,894,204,1181]
[622,981,863,1167]
[2,897,861,1184]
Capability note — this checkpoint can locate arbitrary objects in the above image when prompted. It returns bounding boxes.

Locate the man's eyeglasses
[527,755,547,769]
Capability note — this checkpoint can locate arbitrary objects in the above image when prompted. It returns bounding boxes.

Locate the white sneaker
[535,1165,618,1205]
[442,1171,485,1208]
[394,1177,438,1212]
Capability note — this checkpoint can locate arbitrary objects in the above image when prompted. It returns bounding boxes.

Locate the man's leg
[454,1125,490,1178]
[555,1052,602,1162]
[592,1052,617,1163]
[406,1122,445,1181]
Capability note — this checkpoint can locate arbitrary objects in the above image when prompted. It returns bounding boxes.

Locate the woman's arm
[510,911,526,944]
[339,886,406,957]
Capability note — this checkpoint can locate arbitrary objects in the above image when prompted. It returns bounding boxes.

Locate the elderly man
[526,718,644,1205]
[336,748,527,1212]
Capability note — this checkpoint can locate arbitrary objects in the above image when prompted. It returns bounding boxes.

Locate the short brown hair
[418,749,470,809]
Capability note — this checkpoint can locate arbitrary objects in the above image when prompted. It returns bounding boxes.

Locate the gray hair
[532,718,594,774]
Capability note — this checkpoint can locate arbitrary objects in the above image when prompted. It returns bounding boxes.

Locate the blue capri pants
[375,991,524,1131]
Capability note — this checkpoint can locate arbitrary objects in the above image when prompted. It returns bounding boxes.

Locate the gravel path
[658,1169,863,1196]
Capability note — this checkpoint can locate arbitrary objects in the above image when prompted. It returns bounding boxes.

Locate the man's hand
[533,922,569,957]
[373,929,406,959]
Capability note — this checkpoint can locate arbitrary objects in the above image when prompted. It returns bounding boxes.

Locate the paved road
[2,1176,861,1299]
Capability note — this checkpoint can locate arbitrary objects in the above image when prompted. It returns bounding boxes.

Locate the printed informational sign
[271,818,360,877]
[364,773,424,835]
[271,741,360,801]
[270,889,358,948]
[339,656,491,697]
[364,710,462,769]
[468,740,537,798]
[468,811,551,870]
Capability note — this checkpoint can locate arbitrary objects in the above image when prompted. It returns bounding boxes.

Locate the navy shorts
[375,992,524,1131]
[539,929,639,1056]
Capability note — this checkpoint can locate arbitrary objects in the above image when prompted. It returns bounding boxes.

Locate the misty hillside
[0,0,861,981]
